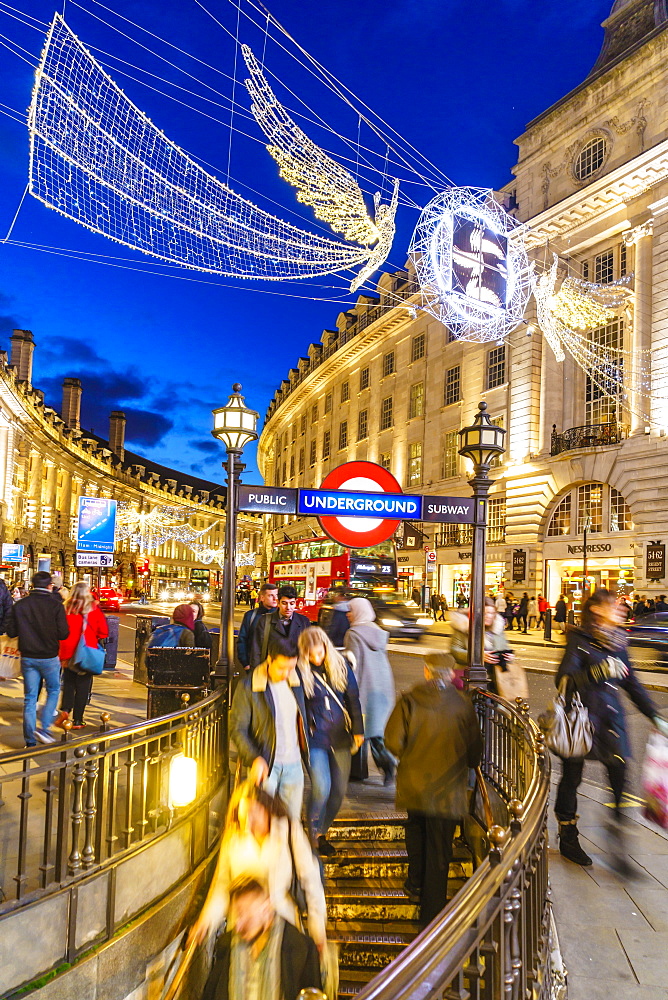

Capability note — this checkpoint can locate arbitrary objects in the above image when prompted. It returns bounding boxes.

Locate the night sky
[0,0,612,482]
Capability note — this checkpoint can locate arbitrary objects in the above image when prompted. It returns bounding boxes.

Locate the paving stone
[624,886,668,931]
[556,921,637,982]
[616,929,668,987]
[567,974,668,999]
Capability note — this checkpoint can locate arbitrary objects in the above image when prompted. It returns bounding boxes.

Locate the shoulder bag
[538,676,593,759]
[75,613,106,675]
[314,672,355,749]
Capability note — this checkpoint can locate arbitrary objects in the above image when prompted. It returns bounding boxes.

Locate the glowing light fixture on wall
[169,754,197,809]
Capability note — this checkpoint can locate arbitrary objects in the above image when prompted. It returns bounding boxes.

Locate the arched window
[574,136,607,181]
[546,482,632,538]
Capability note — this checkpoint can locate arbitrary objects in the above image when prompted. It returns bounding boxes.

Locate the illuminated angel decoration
[242,45,399,291]
[28,15,393,288]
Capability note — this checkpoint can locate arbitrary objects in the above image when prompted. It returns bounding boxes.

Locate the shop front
[543,536,635,610]
[437,548,508,608]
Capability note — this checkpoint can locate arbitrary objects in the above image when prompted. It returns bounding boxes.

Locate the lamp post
[211,385,259,697]
[458,402,507,689]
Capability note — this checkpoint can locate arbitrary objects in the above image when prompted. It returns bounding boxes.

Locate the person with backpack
[55,581,108,730]
[237,582,278,670]
[148,604,196,648]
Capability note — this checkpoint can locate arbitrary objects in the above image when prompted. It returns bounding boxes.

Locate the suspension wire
[1,183,28,243]
[226,0,241,183]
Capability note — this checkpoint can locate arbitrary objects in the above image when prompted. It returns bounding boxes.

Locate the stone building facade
[258,0,668,609]
[0,330,262,593]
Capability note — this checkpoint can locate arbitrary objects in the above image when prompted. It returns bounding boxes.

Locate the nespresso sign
[566,543,612,554]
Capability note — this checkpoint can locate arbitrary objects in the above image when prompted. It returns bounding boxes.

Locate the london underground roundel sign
[317,461,403,548]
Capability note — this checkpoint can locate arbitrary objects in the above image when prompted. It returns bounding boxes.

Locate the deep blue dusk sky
[0,0,612,482]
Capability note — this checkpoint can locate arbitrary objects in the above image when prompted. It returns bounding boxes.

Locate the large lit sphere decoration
[409,187,533,343]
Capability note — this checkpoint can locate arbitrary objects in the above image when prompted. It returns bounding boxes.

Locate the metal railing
[358,692,557,1000]
[436,524,506,547]
[0,690,227,910]
[551,420,624,455]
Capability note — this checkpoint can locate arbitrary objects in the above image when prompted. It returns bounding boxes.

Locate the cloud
[123,408,174,447]
[0,290,24,336]
[191,439,219,454]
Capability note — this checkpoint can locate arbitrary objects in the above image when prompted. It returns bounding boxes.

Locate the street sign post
[1,543,24,563]
[76,552,114,568]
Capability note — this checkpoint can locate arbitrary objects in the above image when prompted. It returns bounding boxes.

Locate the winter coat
[554,600,567,623]
[0,580,13,632]
[5,588,69,658]
[518,596,529,617]
[202,919,322,1000]
[449,610,511,687]
[384,681,482,817]
[193,619,212,650]
[322,605,350,648]
[199,814,327,948]
[306,659,364,751]
[236,603,273,667]
[249,609,311,667]
[59,606,109,668]
[343,623,395,738]
[230,659,310,770]
[556,627,657,763]
[528,599,537,618]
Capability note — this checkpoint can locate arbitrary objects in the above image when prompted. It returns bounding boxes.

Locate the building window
[582,260,589,280]
[289,455,295,479]
[574,135,607,181]
[322,431,330,460]
[585,320,623,425]
[339,421,348,450]
[407,442,422,486]
[357,409,368,441]
[324,392,332,414]
[300,414,306,435]
[620,242,627,277]
[595,250,614,285]
[488,497,506,544]
[380,396,393,430]
[341,380,350,403]
[383,351,395,377]
[276,433,282,455]
[309,439,317,466]
[489,416,505,469]
[379,451,391,470]
[447,328,458,343]
[441,431,458,479]
[577,483,603,533]
[298,448,304,474]
[487,346,506,389]
[444,366,460,406]
[292,423,297,443]
[411,333,425,362]
[282,462,287,483]
[409,382,424,419]
[311,403,318,423]
[610,487,632,532]
[547,493,571,536]
[360,367,370,391]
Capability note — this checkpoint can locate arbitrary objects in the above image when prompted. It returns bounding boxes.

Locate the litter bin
[134,615,169,685]
[146,646,211,719]
[543,608,552,641]
[103,614,119,669]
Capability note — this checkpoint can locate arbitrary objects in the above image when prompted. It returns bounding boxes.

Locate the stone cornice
[523,137,668,249]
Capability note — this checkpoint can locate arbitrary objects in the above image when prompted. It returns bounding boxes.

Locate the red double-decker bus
[269,535,398,620]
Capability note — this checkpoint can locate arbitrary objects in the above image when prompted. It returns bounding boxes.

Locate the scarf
[229,915,283,1000]
[347,597,376,626]
[588,623,628,653]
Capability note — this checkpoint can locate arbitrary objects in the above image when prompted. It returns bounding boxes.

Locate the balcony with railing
[551,419,626,456]
[437,523,506,547]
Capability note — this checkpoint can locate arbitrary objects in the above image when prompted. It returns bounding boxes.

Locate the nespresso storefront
[543,536,635,609]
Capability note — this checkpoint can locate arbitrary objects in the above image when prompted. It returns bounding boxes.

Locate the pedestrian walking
[55,581,108,730]
[231,634,309,818]
[147,604,196,647]
[236,582,278,670]
[5,571,69,747]
[430,592,440,620]
[249,585,310,669]
[449,597,514,690]
[554,594,567,633]
[343,597,396,784]
[320,586,350,647]
[517,593,529,633]
[504,591,516,630]
[438,594,448,622]
[633,595,649,618]
[0,577,13,632]
[249,586,258,610]
[537,595,548,627]
[190,601,212,650]
[384,652,482,925]
[200,875,323,1000]
[298,626,364,856]
[191,783,327,954]
[527,596,538,629]
[553,588,668,872]
[656,594,668,613]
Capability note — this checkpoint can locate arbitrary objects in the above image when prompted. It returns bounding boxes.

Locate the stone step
[330,931,414,972]
[339,979,366,998]
[327,888,420,923]
[326,859,472,889]
[328,824,407,843]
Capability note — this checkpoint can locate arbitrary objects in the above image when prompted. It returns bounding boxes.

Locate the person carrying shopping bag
[55,581,108,730]
[298,625,364,857]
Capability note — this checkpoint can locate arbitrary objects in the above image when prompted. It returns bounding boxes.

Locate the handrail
[356,692,555,1000]
[551,420,624,455]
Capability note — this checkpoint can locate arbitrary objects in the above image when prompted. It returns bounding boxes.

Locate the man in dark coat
[0,577,13,631]
[656,595,668,613]
[384,652,482,925]
[554,594,567,632]
[201,876,322,1000]
[249,585,310,668]
[236,582,278,669]
[321,586,350,647]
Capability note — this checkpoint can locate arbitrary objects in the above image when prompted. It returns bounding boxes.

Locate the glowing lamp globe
[169,754,198,809]
[458,402,507,468]
[212,384,259,452]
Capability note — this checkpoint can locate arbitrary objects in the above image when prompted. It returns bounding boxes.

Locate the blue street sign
[2,543,24,563]
[298,489,422,520]
[76,497,117,553]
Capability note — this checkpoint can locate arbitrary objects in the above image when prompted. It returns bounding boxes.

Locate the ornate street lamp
[212,385,259,693]
[458,401,506,688]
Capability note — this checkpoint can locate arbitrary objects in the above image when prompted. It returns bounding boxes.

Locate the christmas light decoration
[409,187,533,342]
[28,15,383,286]
[116,503,211,552]
[242,45,399,291]
[549,277,616,330]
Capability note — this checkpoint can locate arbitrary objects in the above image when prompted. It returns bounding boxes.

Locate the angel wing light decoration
[28,15,389,286]
[242,45,399,291]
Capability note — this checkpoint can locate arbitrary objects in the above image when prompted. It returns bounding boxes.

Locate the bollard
[103,614,119,669]
[543,608,552,641]
[145,647,211,719]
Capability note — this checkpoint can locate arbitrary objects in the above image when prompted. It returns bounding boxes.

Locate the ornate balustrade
[551,420,625,455]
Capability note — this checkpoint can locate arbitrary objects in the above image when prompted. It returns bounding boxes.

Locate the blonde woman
[55,581,108,730]
[298,625,364,856]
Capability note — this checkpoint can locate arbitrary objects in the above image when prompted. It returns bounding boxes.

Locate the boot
[558,819,592,866]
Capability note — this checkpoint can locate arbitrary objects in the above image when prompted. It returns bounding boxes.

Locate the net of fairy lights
[28,15,387,286]
[116,502,211,551]
[409,186,534,343]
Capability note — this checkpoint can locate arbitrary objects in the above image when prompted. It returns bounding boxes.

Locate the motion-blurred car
[318,591,429,640]
[624,612,668,649]
[97,588,122,612]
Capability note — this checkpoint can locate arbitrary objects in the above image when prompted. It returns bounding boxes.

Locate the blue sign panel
[2,543,24,563]
[298,489,422,520]
[76,497,117,553]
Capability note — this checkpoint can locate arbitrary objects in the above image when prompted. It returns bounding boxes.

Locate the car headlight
[380,617,397,628]
[417,617,431,626]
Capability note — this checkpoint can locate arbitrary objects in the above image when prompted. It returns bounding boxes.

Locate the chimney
[10,330,35,384]
[109,410,126,461]
[61,378,82,429]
